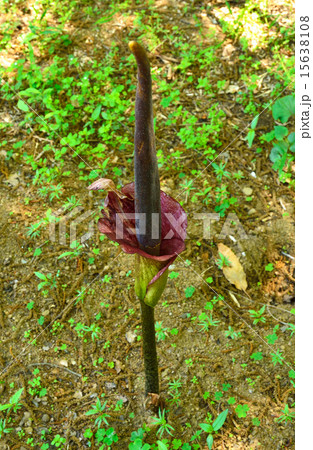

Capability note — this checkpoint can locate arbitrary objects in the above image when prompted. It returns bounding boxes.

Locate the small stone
[248,208,257,215]
[105,382,117,390]
[42,414,50,423]
[125,330,137,344]
[73,390,83,399]
[222,43,236,58]
[242,187,253,196]
[41,310,50,317]
[25,427,33,434]
[43,346,50,351]
[119,271,126,277]
[59,359,68,367]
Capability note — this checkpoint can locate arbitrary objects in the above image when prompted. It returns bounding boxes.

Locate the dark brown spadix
[129,41,161,256]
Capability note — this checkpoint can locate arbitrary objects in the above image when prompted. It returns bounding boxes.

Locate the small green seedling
[151,409,175,437]
[245,115,259,148]
[199,409,228,449]
[249,305,266,324]
[0,388,24,413]
[216,253,231,269]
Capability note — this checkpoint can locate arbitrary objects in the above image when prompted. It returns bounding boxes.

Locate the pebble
[25,427,33,434]
[59,359,68,367]
[42,414,50,423]
[248,208,257,215]
[105,382,117,390]
[74,390,83,399]
[125,330,137,344]
[242,187,253,196]
[19,411,31,426]
[119,271,126,277]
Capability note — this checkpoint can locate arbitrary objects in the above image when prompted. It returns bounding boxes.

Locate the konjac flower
[88,179,187,306]
[88,42,187,308]
[88,41,187,396]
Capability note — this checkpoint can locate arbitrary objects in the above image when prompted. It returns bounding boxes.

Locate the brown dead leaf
[225,84,240,94]
[113,359,123,374]
[146,393,166,411]
[218,243,248,291]
[88,178,127,198]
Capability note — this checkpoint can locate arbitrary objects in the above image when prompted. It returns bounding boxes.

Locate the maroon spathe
[96,182,187,285]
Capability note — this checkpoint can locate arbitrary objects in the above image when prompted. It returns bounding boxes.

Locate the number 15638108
[300,16,310,78]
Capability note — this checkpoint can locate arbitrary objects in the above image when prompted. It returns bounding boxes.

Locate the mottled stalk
[129,41,161,256]
[129,41,161,395]
[140,299,159,395]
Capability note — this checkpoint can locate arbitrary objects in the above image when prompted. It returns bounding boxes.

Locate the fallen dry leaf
[113,358,123,374]
[225,84,240,94]
[87,178,127,198]
[229,291,241,308]
[146,393,166,411]
[218,243,248,291]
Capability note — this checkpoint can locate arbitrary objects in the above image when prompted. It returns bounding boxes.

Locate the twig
[27,362,82,377]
